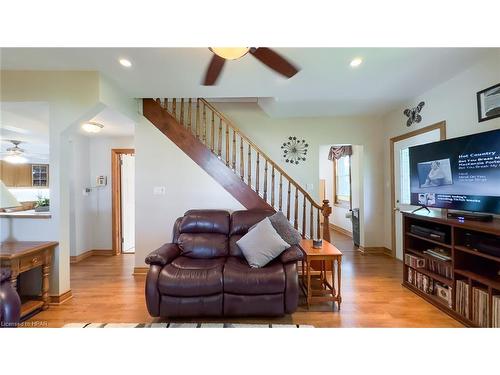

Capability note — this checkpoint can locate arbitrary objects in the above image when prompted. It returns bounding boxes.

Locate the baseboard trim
[358,246,393,257]
[70,249,115,263]
[133,267,148,276]
[49,290,73,305]
[329,224,353,238]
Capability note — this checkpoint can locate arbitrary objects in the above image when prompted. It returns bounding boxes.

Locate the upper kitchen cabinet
[0,161,49,187]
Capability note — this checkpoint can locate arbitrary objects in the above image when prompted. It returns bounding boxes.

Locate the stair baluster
[263,160,268,202]
[247,144,252,187]
[217,118,222,158]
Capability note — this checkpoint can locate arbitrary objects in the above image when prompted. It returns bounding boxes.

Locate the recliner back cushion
[177,210,230,258]
[178,210,230,234]
[178,233,228,258]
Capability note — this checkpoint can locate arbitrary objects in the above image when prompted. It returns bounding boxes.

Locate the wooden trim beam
[70,249,115,263]
[111,148,135,255]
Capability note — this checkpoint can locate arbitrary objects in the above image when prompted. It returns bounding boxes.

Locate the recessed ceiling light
[81,122,104,133]
[350,58,363,67]
[119,58,132,67]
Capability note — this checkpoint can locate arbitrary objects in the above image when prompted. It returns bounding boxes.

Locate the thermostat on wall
[96,176,107,187]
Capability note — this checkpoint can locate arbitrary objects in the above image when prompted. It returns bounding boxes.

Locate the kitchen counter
[0,209,51,219]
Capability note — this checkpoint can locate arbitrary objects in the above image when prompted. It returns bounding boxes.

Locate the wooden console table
[0,241,57,319]
[299,239,343,310]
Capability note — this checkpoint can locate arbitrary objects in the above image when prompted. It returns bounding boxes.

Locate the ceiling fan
[203,47,300,86]
[0,140,45,164]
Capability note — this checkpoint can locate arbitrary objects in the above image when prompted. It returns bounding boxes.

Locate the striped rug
[64,323,313,328]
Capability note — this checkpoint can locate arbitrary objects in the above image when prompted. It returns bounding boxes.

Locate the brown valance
[328,145,353,160]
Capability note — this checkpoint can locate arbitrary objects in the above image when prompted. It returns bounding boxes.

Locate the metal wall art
[403,101,425,127]
[281,136,308,164]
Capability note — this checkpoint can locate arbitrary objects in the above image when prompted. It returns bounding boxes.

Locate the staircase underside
[143,98,273,210]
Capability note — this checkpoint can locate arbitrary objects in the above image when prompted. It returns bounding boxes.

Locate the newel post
[321,199,332,242]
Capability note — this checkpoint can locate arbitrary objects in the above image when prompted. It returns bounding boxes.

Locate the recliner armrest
[279,245,304,264]
[145,243,180,266]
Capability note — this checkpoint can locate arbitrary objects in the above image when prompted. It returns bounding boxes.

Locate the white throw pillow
[236,217,290,268]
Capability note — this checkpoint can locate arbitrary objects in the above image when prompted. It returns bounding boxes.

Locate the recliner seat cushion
[223,257,285,295]
[158,256,225,296]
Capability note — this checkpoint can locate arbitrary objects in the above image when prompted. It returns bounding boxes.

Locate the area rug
[63,323,313,328]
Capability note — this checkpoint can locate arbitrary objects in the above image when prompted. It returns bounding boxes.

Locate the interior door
[393,129,441,260]
[120,154,135,253]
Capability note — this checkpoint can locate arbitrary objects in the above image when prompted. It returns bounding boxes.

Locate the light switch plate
[153,186,166,195]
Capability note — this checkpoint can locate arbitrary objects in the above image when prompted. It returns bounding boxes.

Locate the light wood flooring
[28,231,462,327]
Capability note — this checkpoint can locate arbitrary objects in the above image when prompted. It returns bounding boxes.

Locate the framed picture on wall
[477,83,500,122]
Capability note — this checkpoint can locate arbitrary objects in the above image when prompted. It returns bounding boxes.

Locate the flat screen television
[409,128,500,214]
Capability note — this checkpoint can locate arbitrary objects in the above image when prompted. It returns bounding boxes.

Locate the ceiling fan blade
[250,48,299,78]
[203,54,226,85]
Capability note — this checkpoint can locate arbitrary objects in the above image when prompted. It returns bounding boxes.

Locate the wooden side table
[299,239,342,310]
[0,241,58,319]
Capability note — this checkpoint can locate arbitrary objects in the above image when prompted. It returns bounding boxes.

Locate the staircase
[143,98,331,241]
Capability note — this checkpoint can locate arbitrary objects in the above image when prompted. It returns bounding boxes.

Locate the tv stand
[402,211,500,327]
[411,205,430,214]
[447,211,494,222]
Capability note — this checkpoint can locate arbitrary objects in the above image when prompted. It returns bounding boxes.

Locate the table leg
[306,260,311,309]
[337,257,342,310]
[301,259,304,285]
[42,263,50,310]
[10,271,19,291]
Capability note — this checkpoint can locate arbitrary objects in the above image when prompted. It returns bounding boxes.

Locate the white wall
[382,50,500,249]
[89,136,134,250]
[68,134,92,257]
[67,134,134,256]
[8,188,50,202]
[211,102,383,247]
[134,115,244,267]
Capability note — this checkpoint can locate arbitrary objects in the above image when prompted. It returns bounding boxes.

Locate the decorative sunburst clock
[281,136,308,165]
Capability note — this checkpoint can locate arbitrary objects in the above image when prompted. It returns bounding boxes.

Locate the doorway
[111,148,135,254]
[390,122,446,260]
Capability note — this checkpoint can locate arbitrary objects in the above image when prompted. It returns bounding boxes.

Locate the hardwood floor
[28,231,462,327]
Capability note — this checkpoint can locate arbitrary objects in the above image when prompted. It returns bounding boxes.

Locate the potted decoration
[34,196,50,212]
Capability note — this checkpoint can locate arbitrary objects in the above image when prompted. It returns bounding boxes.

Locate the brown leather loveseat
[145,209,303,317]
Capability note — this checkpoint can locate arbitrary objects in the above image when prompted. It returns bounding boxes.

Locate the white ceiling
[0,102,49,163]
[84,107,135,137]
[0,48,496,117]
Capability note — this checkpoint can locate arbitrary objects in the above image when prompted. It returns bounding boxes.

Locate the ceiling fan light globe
[4,154,28,164]
[209,47,250,60]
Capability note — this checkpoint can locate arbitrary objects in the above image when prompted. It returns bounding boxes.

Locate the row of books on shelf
[427,258,452,279]
[493,295,500,328]
[456,280,500,327]
[407,268,452,308]
[404,251,452,279]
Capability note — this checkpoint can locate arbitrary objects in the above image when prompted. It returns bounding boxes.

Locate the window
[399,148,411,204]
[333,155,351,208]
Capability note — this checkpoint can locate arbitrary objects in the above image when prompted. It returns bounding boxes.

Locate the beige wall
[381,50,500,249]
[212,102,385,247]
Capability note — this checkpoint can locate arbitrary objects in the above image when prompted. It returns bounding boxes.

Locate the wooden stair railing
[150,98,331,241]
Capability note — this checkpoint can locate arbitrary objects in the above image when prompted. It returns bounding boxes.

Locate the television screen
[409,128,500,214]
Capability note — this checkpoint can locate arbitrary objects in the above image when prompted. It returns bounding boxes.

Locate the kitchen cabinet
[0,161,49,187]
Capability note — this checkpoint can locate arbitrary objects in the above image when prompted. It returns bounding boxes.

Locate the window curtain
[328,145,353,160]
